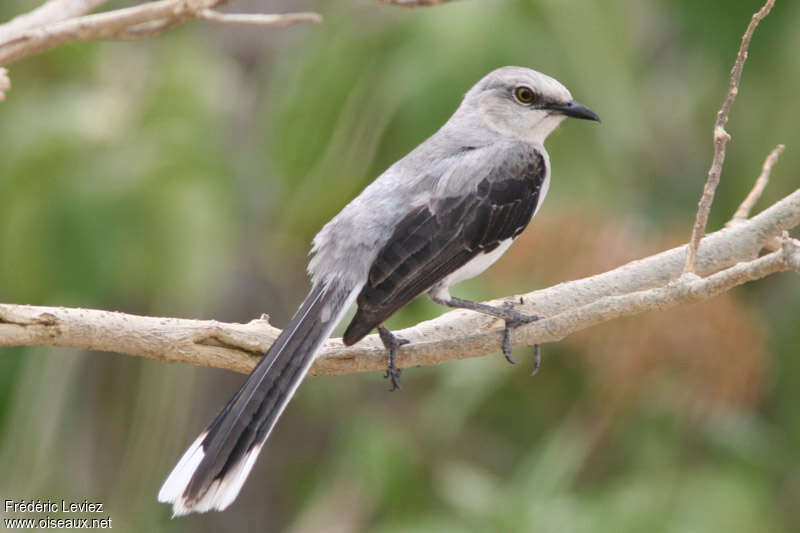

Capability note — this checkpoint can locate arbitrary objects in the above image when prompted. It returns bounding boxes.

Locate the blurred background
[1,0,799,531]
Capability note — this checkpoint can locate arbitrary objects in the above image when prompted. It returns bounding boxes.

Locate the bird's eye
[514,86,536,104]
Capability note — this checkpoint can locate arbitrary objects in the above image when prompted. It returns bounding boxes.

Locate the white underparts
[534,169,550,217]
[429,238,514,301]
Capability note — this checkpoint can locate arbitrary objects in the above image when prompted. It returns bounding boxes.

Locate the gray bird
[158,66,599,515]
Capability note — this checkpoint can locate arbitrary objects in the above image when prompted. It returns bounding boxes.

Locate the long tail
[158,280,358,516]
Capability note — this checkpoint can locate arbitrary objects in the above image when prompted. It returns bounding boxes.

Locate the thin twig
[732,143,785,220]
[197,9,322,27]
[683,0,776,274]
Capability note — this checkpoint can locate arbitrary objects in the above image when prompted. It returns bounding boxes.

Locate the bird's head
[460,66,599,145]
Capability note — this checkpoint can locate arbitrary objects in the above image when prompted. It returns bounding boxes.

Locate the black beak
[546,100,600,122]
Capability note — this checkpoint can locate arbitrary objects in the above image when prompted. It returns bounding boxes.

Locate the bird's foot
[429,294,543,374]
[377,326,408,391]
[499,300,541,365]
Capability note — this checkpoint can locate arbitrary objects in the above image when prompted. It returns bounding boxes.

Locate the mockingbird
[159,66,599,516]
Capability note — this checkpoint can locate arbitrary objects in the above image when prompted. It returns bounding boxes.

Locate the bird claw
[378,326,408,391]
[500,300,542,372]
[502,326,518,364]
[429,294,543,374]
[384,366,403,391]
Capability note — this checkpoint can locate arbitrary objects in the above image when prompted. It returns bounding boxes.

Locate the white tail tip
[158,431,264,517]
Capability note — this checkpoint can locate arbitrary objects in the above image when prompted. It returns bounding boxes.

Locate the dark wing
[342,146,546,345]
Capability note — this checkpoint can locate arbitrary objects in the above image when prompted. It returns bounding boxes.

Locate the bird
[158,66,599,516]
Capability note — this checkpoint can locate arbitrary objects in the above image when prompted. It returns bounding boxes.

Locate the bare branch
[732,143,785,221]
[2,188,798,377]
[0,0,218,65]
[0,0,322,66]
[683,0,776,274]
[0,0,108,43]
[0,305,272,374]
[197,9,322,27]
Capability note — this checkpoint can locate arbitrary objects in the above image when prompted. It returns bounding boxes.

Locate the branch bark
[0,0,321,66]
[2,188,798,376]
[0,0,109,43]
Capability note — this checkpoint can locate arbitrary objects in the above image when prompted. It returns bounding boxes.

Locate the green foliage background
[1,0,799,531]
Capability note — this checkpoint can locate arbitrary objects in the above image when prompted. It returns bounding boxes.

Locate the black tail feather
[159,280,355,514]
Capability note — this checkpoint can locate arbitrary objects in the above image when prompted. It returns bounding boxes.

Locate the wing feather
[342,145,546,345]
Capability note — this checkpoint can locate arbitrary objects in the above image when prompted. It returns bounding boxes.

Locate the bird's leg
[430,294,542,368]
[377,325,409,391]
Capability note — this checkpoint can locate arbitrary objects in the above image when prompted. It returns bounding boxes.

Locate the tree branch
[0,0,322,66]
[683,0,775,273]
[0,0,458,94]
[2,188,798,376]
[0,0,109,43]
[197,9,322,27]
[0,0,456,68]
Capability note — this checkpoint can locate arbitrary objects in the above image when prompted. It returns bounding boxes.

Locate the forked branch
[683,0,776,273]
